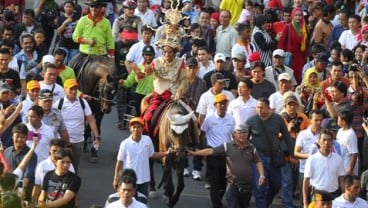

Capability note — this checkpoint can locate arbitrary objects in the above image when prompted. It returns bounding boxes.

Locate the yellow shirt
[220,0,244,25]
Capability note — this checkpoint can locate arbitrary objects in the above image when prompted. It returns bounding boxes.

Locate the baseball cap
[129,117,144,127]
[26,80,40,91]
[142,45,155,55]
[122,0,137,8]
[248,51,261,62]
[214,93,228,103]
[186,57,198,67]
[234,124,249,133]
[0,82,12,93]
[64,79,78,89]
[316,52,329,64]
[273,49,285,57]
[86,0,107,7]
[278,73,291,81]
[42,55,54,64]
[182,0,192,4]
[120,31,138,41]
[214,53,226,62]
[39,89,53,100]
[321,118,339,131]
[283,93,298,105]
[210,72,226,84]
[232,53,246,61]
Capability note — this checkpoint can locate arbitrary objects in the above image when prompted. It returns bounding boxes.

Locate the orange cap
[64,79,78,89]
[26,80,40,90]
[129,117,144,127]
[214,93,228,103]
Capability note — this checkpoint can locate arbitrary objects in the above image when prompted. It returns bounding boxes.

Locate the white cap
[273,49,285,57]
[214,53,226,62]
[278,73,291,81]
[42,55,54,64]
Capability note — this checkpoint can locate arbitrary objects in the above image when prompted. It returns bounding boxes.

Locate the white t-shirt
[227,96,257,126]
[196,89,234,116]
[39,81,65,105]
[201,113,235,147]
[338,30,359,50]
[106,198,147,208]
[269,91,301,114]
[332,194,368,208]
[126,41,159,65]
[117,135,154,184]
[21,96,35,122]
[134,9,157,27]
[53,97,92,143]
[336,128,359,175]
[304,151,345,192]
[26,122,54,164]
[295,127,320,173]
[198,61,215,79]
[34,157,75,186]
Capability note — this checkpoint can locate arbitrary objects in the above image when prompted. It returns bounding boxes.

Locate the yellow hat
[214,93,228,103]
[129,117,144,127]
[64,79,78,89]
[26,80,40,90]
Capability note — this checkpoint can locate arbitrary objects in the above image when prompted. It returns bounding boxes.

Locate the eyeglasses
[123,6,135,10]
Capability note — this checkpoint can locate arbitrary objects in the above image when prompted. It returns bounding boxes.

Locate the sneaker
[204,181,211,189]
[192,170,201,180]
[149,190,158,199]
[183,168,189,177]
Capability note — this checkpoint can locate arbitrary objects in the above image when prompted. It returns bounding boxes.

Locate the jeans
[115,87,126,123]
[252,155,281,208]
[226,183,252,208]
[184,156,203,171]
[59,47,79,65]
[281,163,294,208]
[137,182,149,199]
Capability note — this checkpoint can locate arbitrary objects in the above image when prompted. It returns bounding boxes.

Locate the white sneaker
[183,168,189,177]
[192,170,201,180]
[204,181,211,189]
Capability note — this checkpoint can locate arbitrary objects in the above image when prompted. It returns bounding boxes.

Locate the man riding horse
[139,3,193,200]
[69,0,117,161]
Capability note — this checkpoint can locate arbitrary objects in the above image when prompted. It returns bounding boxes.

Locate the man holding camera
[320,61,349,101]
[280,92,309,208]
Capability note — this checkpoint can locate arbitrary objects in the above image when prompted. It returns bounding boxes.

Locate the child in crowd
[33,29,48,59]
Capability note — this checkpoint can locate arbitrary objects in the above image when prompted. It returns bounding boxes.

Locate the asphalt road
[74,107,291,208]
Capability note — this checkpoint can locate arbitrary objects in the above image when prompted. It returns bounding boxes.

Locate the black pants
[227,183,252,208]
[207,155,226,208]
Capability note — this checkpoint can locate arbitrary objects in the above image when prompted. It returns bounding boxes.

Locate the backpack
[57,97,85,111]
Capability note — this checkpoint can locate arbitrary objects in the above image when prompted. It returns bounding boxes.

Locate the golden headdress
[156,0,188,51]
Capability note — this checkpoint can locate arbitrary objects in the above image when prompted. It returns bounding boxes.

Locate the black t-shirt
[0,69,21,92]
[42,171,81,208]
[56,15,79,49]
[115,40,137,77]
[203,70,237,91]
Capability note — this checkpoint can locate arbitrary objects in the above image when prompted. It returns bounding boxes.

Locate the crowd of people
[1,0,368,207]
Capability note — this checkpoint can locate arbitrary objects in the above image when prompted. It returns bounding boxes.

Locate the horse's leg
[170,157,185,207]
[163,156,174,207]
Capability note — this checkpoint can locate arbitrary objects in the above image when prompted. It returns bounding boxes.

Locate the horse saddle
[150,100,172,138]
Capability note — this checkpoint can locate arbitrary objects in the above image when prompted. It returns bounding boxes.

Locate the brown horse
[156,100,199,207]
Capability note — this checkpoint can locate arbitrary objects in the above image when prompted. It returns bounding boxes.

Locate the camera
[349,64,360,72]
[291,117,303,132]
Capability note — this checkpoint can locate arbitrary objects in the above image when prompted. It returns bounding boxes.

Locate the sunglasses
[123,6,135,10]
[90,5,101,8]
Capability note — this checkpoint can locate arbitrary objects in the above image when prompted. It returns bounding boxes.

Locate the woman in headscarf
[251,14,279,67]
[278,7,308,84]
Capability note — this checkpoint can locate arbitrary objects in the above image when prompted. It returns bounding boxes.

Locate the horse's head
[164,102,194,152]
[99,75,119,113]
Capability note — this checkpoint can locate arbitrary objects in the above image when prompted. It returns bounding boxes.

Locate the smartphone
[27,131,41,141]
